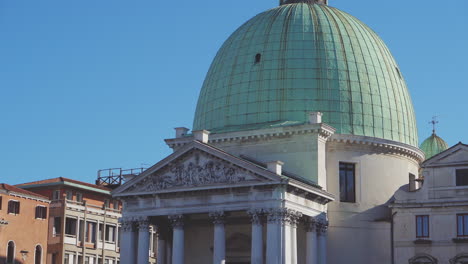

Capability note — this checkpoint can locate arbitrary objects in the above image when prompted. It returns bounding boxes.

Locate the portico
[112,138,334,264]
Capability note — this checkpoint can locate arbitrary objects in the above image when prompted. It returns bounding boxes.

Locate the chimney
[193,130,210,143]
[267,161,284,175]
[175,127,190,138]
[309,112,323,124]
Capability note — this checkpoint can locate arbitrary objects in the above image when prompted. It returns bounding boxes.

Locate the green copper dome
[420,132,449,159]
[193,2,418,146]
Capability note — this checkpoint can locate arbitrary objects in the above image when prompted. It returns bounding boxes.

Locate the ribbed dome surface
[193,3,418,146]
[420,133,449,159]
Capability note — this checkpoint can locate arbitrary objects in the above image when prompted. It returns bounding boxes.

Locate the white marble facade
[112,116,424,264]
[392,143,468,264]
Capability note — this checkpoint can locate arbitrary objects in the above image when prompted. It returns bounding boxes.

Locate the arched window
[35,245,42,264]
[409,254,438,264]
[450,254,468,264]
[7,241,15,263]
[255,53,261,64]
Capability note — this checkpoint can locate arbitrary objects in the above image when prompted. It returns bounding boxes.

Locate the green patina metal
[420,133,449,160]
[193,2,419,146]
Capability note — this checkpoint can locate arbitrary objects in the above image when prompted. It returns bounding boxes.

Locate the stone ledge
[413,239,432,245]
[453,238,468,243]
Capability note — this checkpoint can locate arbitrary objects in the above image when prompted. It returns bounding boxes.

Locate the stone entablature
[164,123,335,149]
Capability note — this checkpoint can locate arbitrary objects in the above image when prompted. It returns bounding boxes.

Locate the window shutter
[36,206,39,218]
[17,201,20,214]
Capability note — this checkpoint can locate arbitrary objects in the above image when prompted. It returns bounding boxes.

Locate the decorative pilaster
[209,211,227,264]
[168,214,185,264]
[136,216,150,264]
[119,217,137,264]
[247,209,264,264]
[304,217,318,264]
[316,219,328,264]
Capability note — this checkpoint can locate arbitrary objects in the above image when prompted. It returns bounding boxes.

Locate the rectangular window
[65,217,77,236]
[105,225,116,242]
[104,199,110,208]
[35,206,47,219]
[53,217,62,236]
[85,256,90,264]
[0,196,2,210]
[457,214,468,237]
[53,190,61,200]
[85,222,97,243]
[416,215,430,238]
[113,200,119,210]
[8,200,20,215]
[456,169,468,186]
[339,163,356,203]
[66,190,73,200]
[76,193,83,203]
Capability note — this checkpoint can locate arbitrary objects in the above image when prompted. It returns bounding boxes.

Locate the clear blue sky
[1,0,467,185]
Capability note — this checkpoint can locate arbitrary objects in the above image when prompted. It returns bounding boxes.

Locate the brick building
[17,178,123,264]
[0,183,50,264]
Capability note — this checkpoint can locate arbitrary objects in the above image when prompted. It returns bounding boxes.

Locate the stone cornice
[165,123,336,148]
[330,134,425,163]
[390,200,468,209]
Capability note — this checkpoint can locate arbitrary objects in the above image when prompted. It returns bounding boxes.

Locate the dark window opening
[53,217,61,236]
[457,214,468,237]
[65,218,77,236]
[456,169,468,186]
[8,200,20,215]
[7,241,15,263]
[35,245,42,264]
[416,215,430,238]
[0,196,2,210]
[339,163,356,203]
[255,53,261,64]
[36,206,47,219]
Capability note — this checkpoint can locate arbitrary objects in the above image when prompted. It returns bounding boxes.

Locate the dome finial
[280,0,328,6]
[429,116,439,134]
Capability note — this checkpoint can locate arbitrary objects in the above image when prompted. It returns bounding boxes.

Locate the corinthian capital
[316,219,329,235]
[119,217,135,232]
[136,216,150,231]
[209,211,227,225]
[247,209,264,225]
[266,208,302,226]
[168,214,185,228]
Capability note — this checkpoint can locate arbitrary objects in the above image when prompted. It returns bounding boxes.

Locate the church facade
[112,0,429,263]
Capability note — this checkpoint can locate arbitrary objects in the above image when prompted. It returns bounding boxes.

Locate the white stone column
[266,209,282,264]
[247,209,263,264]
[119,218,137,264]
[137,217,150,264]
[317,220,328,264]
[168,214,185,264]
[209,211,226,264]
[305,217,318,264]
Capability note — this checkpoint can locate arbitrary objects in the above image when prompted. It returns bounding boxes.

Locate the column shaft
[251,223,263,264]
[213,224,226,264]
[317,221,328,264]
[120,219,137,264]
[172,227,184,264]
[169,215,185,264]
[137,217,150,264]
[266,221,281,264]
[305,219,318,264]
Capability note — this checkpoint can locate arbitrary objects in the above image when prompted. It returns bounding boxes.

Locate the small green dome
[420,132,449,159]
[193,2,418,146]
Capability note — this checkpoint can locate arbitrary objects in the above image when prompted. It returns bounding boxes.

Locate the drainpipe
[391,212,397,264]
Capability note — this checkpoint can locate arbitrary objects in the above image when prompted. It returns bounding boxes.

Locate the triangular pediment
[113,141,281,196]
[423,143,468,167]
